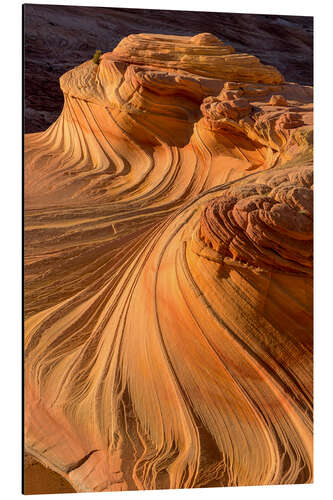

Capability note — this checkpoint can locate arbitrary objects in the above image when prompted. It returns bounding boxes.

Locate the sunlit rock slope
[23,5,313,133]
[24,33,313,493]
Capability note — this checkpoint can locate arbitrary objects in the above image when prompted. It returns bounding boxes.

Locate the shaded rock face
[24,454,75,495]
[23,5,313,132]
[24,32,313,494]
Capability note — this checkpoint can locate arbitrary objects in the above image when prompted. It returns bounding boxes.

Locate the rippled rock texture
[23,4,313,133]
[24,32,313,493]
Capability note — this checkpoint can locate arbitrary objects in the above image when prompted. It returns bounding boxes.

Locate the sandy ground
[24,454,75,495]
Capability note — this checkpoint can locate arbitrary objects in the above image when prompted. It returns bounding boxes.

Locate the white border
[2,1,331,499]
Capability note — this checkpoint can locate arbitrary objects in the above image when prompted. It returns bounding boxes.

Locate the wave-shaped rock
[23,5,313,133]
[199,165,313,274]
[24,33,313,492]
[109,33,284,83]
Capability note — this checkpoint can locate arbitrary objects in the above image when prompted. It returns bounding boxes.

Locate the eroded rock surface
[24,33,313,493]
[23,5,313,132]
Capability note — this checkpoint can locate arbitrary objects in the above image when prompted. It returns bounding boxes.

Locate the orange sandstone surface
[24,33,313,493]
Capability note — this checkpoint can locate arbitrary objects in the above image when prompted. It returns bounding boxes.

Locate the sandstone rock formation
[24,33,313,493]
[23,5,313,133]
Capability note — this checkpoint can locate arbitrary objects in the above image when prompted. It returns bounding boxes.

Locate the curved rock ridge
[24,32,313,493]
[25,33,311,211]
[198,165,313,275]
[107,33,284,84]
[23,6,314,134]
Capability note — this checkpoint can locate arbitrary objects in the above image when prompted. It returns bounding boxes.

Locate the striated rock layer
[23,5,313,133]
[24,33,313,493]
